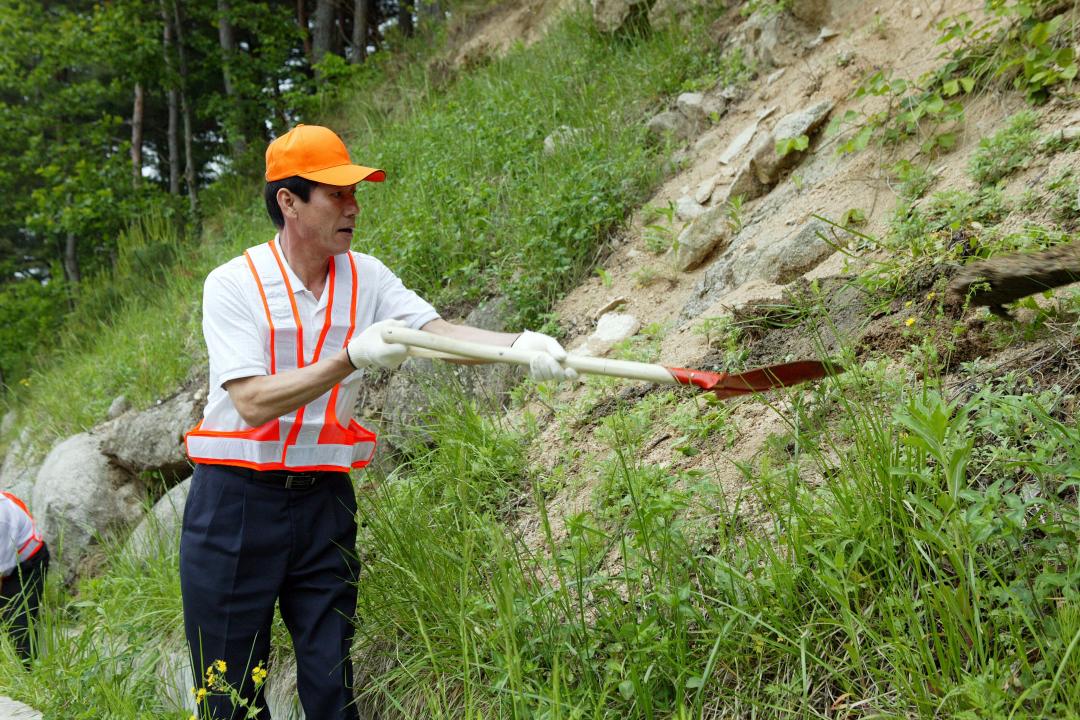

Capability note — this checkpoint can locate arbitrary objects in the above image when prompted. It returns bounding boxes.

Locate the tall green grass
[349,362,1080,718]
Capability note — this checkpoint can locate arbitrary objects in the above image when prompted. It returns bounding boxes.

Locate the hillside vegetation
[1,0,1079,718]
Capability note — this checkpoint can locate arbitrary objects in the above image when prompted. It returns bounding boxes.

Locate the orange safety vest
[1,492,44,565]
[185,240,377,472]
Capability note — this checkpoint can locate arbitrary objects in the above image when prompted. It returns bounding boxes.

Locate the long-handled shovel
[382,326,841,399]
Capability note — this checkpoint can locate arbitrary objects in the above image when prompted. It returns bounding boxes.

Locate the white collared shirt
[199,236,439,433]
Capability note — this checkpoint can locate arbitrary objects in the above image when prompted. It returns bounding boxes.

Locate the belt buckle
[284,474,314,490]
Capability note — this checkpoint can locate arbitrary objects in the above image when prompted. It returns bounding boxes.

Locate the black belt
[219,465,344,490]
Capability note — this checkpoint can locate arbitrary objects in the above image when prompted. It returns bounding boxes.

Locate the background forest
[0,0,439,387]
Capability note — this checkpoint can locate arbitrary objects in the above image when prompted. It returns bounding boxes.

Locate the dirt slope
[494,0,1080,550]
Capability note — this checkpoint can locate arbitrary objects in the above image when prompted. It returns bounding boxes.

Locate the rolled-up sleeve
[203,267,269,388]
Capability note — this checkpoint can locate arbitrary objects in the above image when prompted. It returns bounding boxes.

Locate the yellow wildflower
[905,317,916,327]
[904,300,914,308]
[926,291,937,301]
[252,663,268,686]
[214,659,228,673]
[194,688,207,702]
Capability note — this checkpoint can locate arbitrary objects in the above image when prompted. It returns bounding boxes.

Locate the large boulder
[675,203,735,271]
[0,428,39,501]
[97,389,204,484]
[123,476,191,561]
[32,432,145,580]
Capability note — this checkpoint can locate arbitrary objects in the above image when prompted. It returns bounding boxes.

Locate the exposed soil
[505,0,1080,554]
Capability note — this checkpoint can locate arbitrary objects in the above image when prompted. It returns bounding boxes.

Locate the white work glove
[512,330,578,383]
[347,319,409,371]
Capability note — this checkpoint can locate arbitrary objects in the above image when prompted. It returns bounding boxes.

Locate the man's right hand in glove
[346,319,410,370]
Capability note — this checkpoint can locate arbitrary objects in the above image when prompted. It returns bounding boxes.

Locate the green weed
[969,109,1040,185]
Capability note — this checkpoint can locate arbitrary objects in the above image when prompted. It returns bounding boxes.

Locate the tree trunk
[131,82,144,189]
[172,0,199,220]
[333,0,346,57]
[217,0,246,157]
[312,0,335,64]
[350,0,368,62]
[399,1,414,38]
[63,232,80,285]
[160,0,181,195]
[297,0,312,61]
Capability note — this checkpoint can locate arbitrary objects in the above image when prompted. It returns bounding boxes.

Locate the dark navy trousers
[180,464,361,720]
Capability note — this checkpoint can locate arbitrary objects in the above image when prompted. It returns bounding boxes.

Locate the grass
[969,110,1040,186]
[341,351,1080,718]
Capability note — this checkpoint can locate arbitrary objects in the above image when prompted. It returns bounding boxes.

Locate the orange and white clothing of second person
[0,492,44,577]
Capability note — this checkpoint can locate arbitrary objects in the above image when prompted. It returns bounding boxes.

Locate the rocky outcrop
[730,100,834,201]
[123,476,191,561]
[97,389,204,484]
[682,219,838,318]
[592,0,654,33]
[32,432,145,580]
[675,203,735,271]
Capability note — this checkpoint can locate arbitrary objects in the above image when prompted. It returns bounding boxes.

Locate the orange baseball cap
[265,124,385,185]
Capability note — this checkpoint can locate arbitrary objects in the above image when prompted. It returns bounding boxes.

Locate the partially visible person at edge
[180,124,577,719]
[0,491,49,666]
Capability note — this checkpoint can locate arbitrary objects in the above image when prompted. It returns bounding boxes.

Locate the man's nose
[345,195,359,217]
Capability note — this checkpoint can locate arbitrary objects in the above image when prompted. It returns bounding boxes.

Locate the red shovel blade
[666,360,842,399]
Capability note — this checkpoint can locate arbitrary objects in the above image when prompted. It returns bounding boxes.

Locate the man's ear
[276,187,298,220]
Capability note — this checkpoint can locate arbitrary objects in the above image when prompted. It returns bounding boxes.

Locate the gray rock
[675,203,734,271]
[675,195,706,222]
[731,11,783,69]
[592,0,652,32]
[0,411,15,438]
[752,100,835,185]
[123,477,191,560]
[0,428,38,501]
[32,432,145,581]
[719,120,761,165]
[107,395,130,420]
[681,219,837,319]
[97,390,203,483]
[647,110,694,144]
[736,218,837,286]
[0,696,41,719]
[584,313,640,355]
[694,175,721,204]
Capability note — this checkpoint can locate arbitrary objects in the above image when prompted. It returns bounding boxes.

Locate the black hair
[264,176,316,229]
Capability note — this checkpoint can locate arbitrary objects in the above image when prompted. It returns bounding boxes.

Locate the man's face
[286,182,359,255]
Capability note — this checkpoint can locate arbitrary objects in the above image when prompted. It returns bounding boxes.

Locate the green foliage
[773,133,809,157]
[1046,167,1080,226]
[890,159,936,201]
[833,0,1076,159]
[969,109,1040,184]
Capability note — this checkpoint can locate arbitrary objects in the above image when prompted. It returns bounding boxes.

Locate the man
[0,491,49,665]
[181,124,575,719]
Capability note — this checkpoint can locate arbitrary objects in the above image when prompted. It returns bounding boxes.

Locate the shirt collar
[274,234,329,310]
